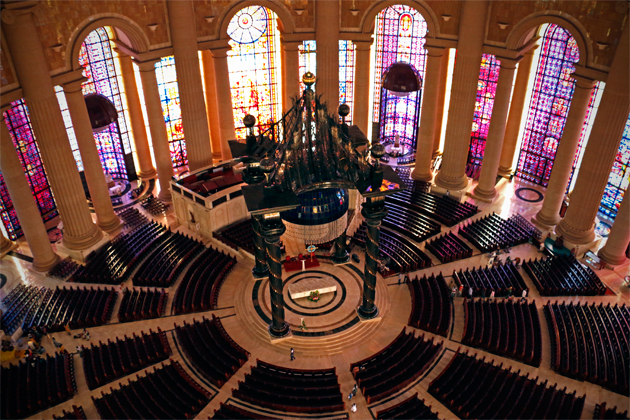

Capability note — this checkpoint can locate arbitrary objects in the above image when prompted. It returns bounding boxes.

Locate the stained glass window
[372,5,428,149]
[79,27,131,180]
[55,86,84,172]
[227,6,282,139]
[299,41,317,94]
[566,81,604,193]
[0,100,57,240]
[516,24,580,187]
[155,56,187,168]
[466,54,500,170]
[599,114,630,220]
[339,40,356,124]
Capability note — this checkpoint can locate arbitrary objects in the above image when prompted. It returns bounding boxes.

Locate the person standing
[521,289,528,301]
[468,286,473,299]
[490,290,495,299]
[352,384,358,396]
[398,272,403,284]
[290,348,295,361]
[351,403,357,413]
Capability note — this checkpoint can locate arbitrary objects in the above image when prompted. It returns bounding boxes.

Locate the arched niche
[216,0,295,40]
[506,12,592,68]
[67,15,150,70]
[359,0,440,38]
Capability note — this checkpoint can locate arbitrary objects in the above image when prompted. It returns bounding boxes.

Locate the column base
[430,178,472,202]
[252,267,269,279]
[331,251,350,265]
[410,168,433,182]
[357,305,380,321]
[57,232,110,263]
[61,225,103,251]
[597,247,629,266]
[554,232,602,259]
[158,189,172,203]
[434,172,470,191]
[97,215,122,234]
[0,240,17,259]
[555,221,596,246]
[31,253,61,273]
[268,323,292,341]
[497,166,514,178]
[137,168,157,179]
[531,212,560,232]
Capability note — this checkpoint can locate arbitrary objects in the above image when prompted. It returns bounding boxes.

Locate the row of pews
[524,255,607,296]
[407,274,452,337]
[117,287,167,322]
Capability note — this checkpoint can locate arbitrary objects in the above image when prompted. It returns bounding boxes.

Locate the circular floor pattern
[515,187,544,203]
[0,273,6,289]
[595,220,612,238]
[254,263,365,337]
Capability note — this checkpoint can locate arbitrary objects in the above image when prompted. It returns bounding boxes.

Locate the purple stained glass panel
[467,54,500,169]
[79,27,130,180]
[0,100,57,240]
[155,56,188,168]
[599,114,630,219]
[517,24,580,187]
[373,5,428,149]
[339,40,356,124]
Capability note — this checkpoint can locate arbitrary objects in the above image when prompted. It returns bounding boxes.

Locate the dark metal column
[357,196,387,320]
[331,229,350,264]
[260,213,290,338]
[251,215,269,278]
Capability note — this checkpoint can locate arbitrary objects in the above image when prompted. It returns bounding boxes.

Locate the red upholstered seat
[182,174,197,183]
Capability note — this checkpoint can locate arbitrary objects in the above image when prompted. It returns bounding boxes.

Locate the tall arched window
[516,24,580,187]
[227,6,282,138]
[0,100,57,240]
[599,114,630,220]
[371,5,427,150]
[339,40,356,124]
[78,27,135,181]
[155,56,187,169]
[466,54,500,177]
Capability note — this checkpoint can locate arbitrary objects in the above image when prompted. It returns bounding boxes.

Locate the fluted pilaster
[435,0,489,192]
[282,40,301,113]
[556,25,629,244]
[1,110,60,271]
[63,75,121,233]
[598,192,630,265]
[201,50,224,160]
[412,46,446,181]
[353,41,372,135]
[533,75,596,228]
[473,59,519,199]
[135,59,174,202]
[167,0,213,171]
[116,50,156,178]
[315,0,340,111]
[210,46,236,158]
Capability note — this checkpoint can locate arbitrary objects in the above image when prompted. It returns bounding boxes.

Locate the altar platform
[288,276,337,299]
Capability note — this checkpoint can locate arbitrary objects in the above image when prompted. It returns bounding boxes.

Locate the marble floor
[1,176,629,420]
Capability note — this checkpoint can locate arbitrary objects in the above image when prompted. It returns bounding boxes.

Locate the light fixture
[382,62,422,97]
[147,23,158,31]
[84,93,119,132]
[205,16,215,23]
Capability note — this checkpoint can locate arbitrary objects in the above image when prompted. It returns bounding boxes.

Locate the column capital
[61,70,88,93]
[425,45,446,58]
[111,47,129,58]
[571,74,597,89]
[133,57,160,72]
[354,40,373,51]
[207,46,232,59]
[498,57,520,70]
[1,1,38,25]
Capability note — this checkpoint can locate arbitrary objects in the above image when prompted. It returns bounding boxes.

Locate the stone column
[432,51,450,156]
[282,40,301,112]
[358,196,387,320]
[2,4,103,250]
[434,0,489,192]
[498,47,537,176]
[332,230,350,264]
[556,25,629,244]
[200,50,223,161]
[353,41,372,135]
[210,46,236,157]
[315,0,340,111]
[260,213,290,338]
[598,193,630,265]
[1,110,60,271]
[412,46,446,181]
[166,0,213,171]
[62,76,121,233]
[135,59,174,202]
[473,58,519,199]
[251,215,269,278]
[0,232,14,254]
[533,75,596,228]
[116,50,156,178]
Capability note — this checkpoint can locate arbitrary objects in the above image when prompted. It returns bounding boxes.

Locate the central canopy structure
[229,73,407,338]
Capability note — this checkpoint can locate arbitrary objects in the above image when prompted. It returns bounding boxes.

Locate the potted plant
[308,290,320,302]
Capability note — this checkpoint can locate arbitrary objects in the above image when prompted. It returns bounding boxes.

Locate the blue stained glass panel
[155,56,187,168]
[599,114,630,219]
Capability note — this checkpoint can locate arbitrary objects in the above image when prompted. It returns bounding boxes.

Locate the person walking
[490,290,495,299]
[521,289,528,301]
[451,286,457,301]
[352,384,358,396]
[290,348,295,361]
[468,286,473,299]
[348,391,353,400]
[398,272,403,284]
[351,403,357,413]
